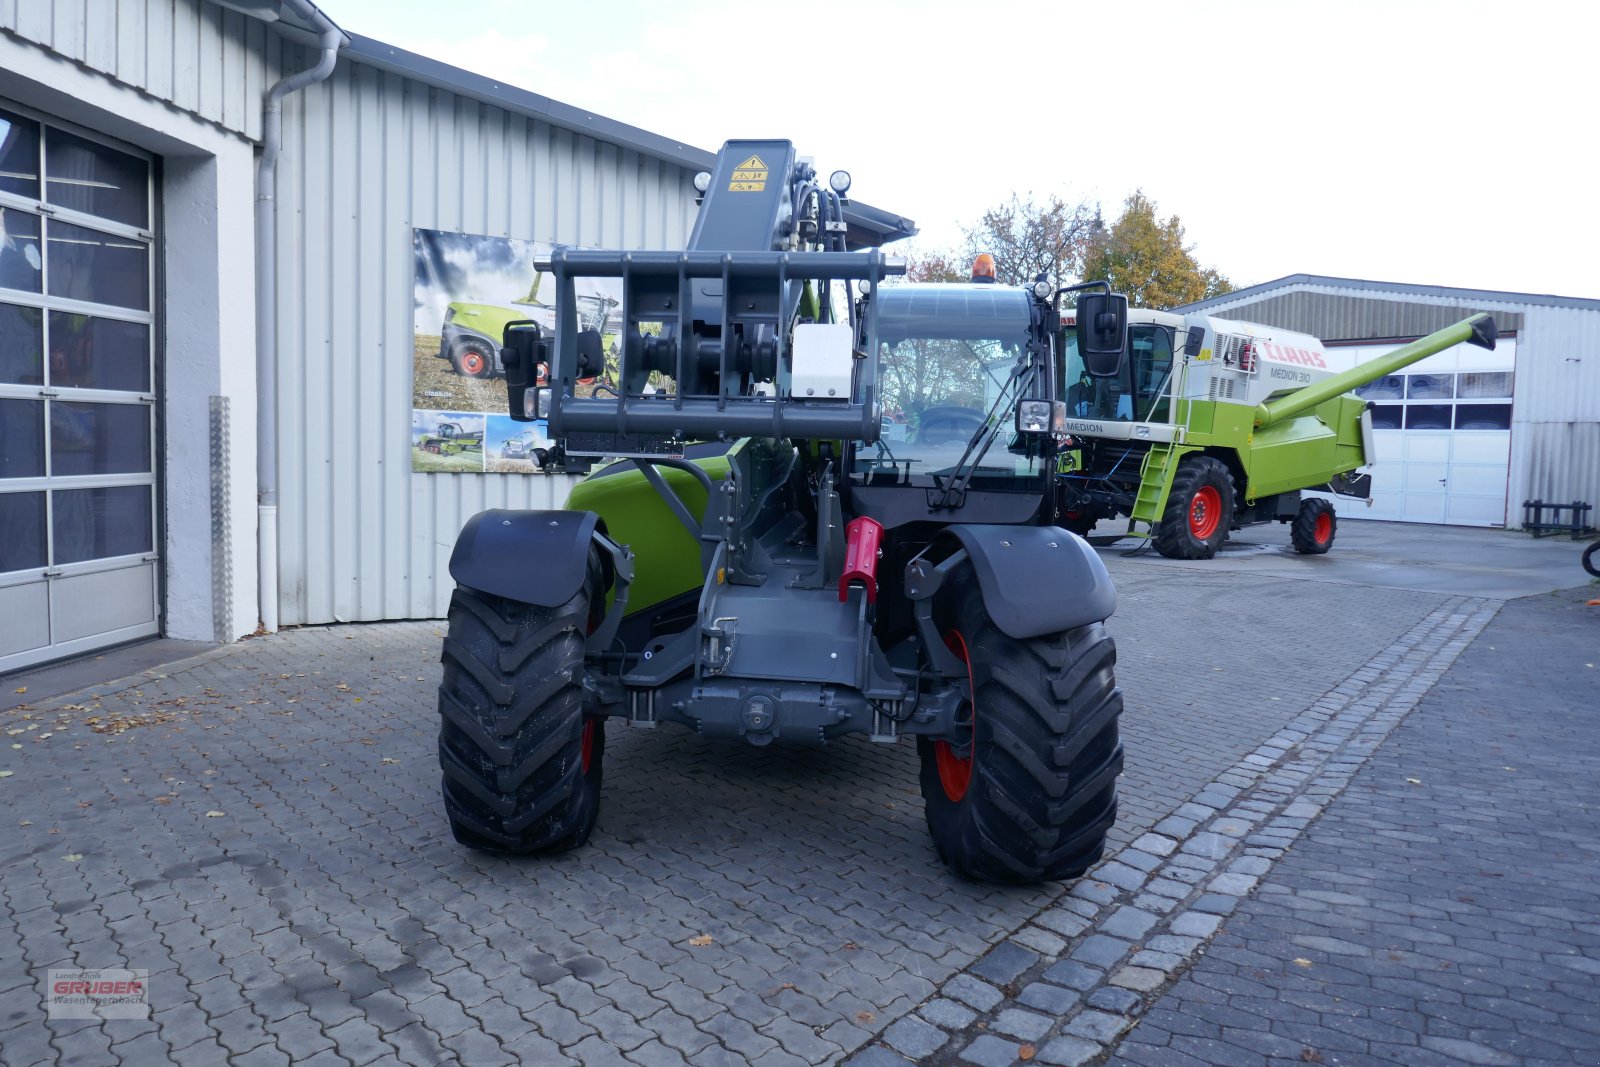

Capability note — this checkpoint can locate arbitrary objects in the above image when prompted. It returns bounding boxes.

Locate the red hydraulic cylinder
[839,516,884,604]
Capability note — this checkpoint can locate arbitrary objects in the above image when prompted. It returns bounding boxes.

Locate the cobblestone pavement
[1104,588,1600,1067]
[0,552,1455,1066]
[854,592,1504,1067]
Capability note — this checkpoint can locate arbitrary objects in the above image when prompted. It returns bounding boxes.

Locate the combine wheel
[1583,540,1599,578]
[451,338,497,380]
[437,564,605,853]
[1291,497,1337,554]
[1154,455,1235,560]
[918,572,1123,883]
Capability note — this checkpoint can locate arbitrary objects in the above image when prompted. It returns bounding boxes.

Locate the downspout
[256,5,341,632]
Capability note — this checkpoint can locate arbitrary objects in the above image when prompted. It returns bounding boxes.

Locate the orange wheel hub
[934,631,976,802]
[1189,485,1222,540]
[1314,511,1333,545]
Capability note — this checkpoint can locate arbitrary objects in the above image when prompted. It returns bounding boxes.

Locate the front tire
[1583,540,1599,578]
[1155,455,1235,560]
[918,576,1123,883]
[437,577,604,854]
[451,338,497,380]
[1291,497,1337,554]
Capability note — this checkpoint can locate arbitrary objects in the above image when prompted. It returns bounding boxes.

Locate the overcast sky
[326,0,1596,299]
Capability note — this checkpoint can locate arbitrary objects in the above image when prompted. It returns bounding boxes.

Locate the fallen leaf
[1405,777,1422,785]
[204,811,226,818]
[687,934,713,947]
[1301,1049,1323,1063]
[18,819,30,826]
[152,797,171,806]
[855,1011,875,1025]
[62,854,82,862]
[1019,1044,1036,1061]
[1292,958,1313,968]
[381,757,401,765]
[842,942,859,951]
[0,771,12,779]
[12,687,24,694]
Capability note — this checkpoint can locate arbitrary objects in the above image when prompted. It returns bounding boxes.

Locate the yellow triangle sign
[735,155,767,171]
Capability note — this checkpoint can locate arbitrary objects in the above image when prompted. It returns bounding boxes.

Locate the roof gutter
[256,2,341,632]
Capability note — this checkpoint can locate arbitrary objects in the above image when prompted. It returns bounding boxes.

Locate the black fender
[940,524,1116,639]
[448,509,606,607]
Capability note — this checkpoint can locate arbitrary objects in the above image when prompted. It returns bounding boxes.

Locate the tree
[1079,191,1232,309]
[961,193,1096,287]
[900,248,967,284]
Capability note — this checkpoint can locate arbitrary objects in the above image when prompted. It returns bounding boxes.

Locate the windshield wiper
[929,356,1034,510]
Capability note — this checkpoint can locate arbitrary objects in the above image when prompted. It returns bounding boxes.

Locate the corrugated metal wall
[1196,281,1600,527]
[0,0,281,139]
[272,49,698,625]
[1506,306,1600,517]
[1207,290,1524,339]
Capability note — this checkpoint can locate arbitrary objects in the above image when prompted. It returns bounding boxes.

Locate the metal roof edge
[342,33,916,247]
[1175,273,1600,314]
[344,33,709,170]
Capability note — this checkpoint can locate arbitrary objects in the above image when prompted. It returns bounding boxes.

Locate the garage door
[1344,342,1515,527]
[0,103,159,672]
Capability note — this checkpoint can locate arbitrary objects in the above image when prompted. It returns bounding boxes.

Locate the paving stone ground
[1107,588,1600,1067]
[864,589,1503,1067]
[0,551,1458,1066]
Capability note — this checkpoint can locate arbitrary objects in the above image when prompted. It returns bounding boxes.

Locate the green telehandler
[437,140,1129,883]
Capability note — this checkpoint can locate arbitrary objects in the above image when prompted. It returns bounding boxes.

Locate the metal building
[1177,275,1600,529]
[0,0,914,672]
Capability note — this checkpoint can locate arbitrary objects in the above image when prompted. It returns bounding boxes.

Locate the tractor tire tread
[437,584,603,854]
[1291,497,1337,555]
[1155,454,1235,560]
[920,578,1123,884]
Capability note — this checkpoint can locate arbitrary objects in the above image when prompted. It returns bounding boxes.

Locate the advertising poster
[411,228,620,473]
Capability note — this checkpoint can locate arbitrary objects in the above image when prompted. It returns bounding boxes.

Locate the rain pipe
[256,2,341,631]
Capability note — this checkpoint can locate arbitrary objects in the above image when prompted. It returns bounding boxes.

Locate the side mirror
[1074,293,1128,378]
[1183,325,1206,357]
[501,320,549,423]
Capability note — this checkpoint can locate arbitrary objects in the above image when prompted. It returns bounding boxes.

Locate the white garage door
[1364,429,1511,525]
[0,102,160,672]
[1345,339,1516,527]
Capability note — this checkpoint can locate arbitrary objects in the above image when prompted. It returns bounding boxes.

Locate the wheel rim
[1188,485,1222,540]
[934,630,975,803]
[1314,511,1333,545]
[580,719,596,773]
[462,349,486,375]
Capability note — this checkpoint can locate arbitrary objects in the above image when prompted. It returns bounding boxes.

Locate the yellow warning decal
[729,154,768,191]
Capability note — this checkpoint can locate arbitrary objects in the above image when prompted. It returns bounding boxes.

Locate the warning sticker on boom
[729,154,768,192]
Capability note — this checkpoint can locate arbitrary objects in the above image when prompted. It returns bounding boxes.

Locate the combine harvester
[1057,308,1497,557]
